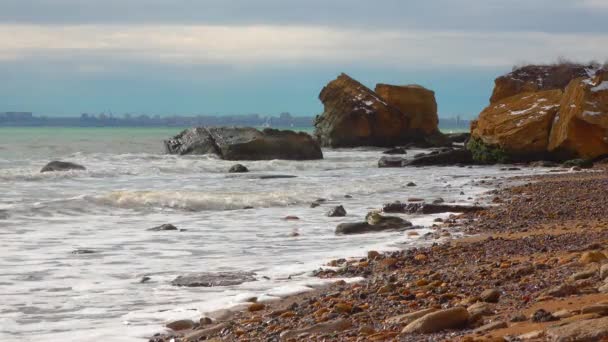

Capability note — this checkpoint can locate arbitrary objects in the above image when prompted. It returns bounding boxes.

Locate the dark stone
[165,127,323,160]
[71,249,96,254]
[529,160,558,167]
[228,164,249,173]
[171,272,256,287]
[41,161,86,173]
[148,224,179,231]
[531,309,558,323]
[310,202,320,208]
[404,149,473,166]
[562,159,593,169]
[378,156,405,168]
[140,276,151,283]
[383,147,407,155]
[336,214,413,235]
[406,182,416,187]
[327,205,347,217]
[382,202,485,214]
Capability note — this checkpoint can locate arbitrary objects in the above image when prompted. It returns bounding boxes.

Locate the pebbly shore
[150,166,608,342]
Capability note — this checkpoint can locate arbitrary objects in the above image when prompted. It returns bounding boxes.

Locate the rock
[314,73,445,148]
[445,132,470,144]
[383,147,407,155]
[166,319,195,331]
[147,224,178,231]
[580,251,607,264]
[279,319,352,340]
[199,317,213,325]
[248,303,265,312]
[375,83,440,136]
[470,89,562,162]
[599,283,608,293]
[530,160,559,167]
[382,202,485,214]
[164,127,322,160]
[40,161,86,173]
[600,264,608,280]
[140,276,151,283]
[327,205,347,217]
[548,70,608,159]
[171,272,255,287]
[473,321,507,333]
[562,159,594,169]
[228,164,249,173]
[581,304,608,315]
[545,316,608,342]
[467,302,495,322]
[510,313,528,322]
[335,214,412,235]
[544,283,579,297]
[71,249,96,254]
[531,309,558,322]
[490,64,590,103]
[569,268,598,281]
[480,289,501,303]
[378,156,405,168]
[553,310,574,319]
[182,323,229,341]
[385,308,439,325]
[404,149,473,166]
[516,330,545,340]
[401,307,470,334]
[258,175,297,179]
[406,182,416,187]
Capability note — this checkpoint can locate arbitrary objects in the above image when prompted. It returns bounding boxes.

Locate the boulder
[546,316,608,342]
[382,201,485,214]
[228,164,249,173]
[548,71,608,159]
[166,319,195,331]
[374,83,439,135]
[165,127,322,160]
[378,156,405,168]
[471,90,562,161]
[147,224,178,231]
[171,272,256,287]
[327,205,347,217]
[40,161,86,173]
[401,307,470,334]
[335,214,412,235]
[490,64,591,103]
[403,149,473,166]
[314,73,444,148]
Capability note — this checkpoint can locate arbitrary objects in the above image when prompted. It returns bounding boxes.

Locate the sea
[0,127,545,341]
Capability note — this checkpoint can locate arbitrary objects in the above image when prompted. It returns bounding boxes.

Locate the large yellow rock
[471,90,562,156]
[548,71,608,159]
[374,84,439,135]
[490,64,590,103]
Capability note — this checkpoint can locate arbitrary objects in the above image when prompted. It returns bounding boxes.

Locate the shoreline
[149,165,608,341]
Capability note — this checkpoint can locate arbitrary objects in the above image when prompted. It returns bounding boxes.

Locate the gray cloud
[0,0,606,33]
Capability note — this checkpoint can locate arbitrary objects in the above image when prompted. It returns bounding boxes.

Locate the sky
[0,1,607,118]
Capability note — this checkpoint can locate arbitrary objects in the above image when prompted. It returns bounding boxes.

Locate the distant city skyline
[1,1,607,118]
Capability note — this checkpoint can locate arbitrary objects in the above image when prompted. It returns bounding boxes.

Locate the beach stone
[336,214,412,235]
[327,205,347,217]
[599,283,608,293]
[580,251,607,264]
[473,321,507,333]
[544,283,579,297]
[546,317,608,342]
[600,264,608,280]
[378,156,405,168]
[517,330,545,340]
[147,224,178,231]
[531,309,558,322]
[510,313,528,322]
[40,161,86,173]
[171,272,255,287]
[182,323,229,341]
[569,268,598,281]
[385,308,438,325]
[279,319,352,340]
[401,307,470,334]
[581,304,608,316]
[480,288,501,303]
[467,302,495,322]
[166,319,195,331]
[248,303,265,312]
[553,310,574,319]
[407,182,417,186]
[367,251,381,260]
[383,147,407,155]
[228,164,248,173]
[71,249,96,254]
[199,317,213,325]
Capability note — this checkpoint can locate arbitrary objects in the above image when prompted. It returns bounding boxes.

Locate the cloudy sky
[1,1,607,117]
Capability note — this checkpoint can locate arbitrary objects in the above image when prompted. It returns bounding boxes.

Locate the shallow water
[0,128,547,341]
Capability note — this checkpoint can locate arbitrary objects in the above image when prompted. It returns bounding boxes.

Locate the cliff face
[472,65,608,161]
[314,73,442,148]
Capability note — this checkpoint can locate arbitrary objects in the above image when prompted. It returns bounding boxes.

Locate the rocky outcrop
[165,127,322,160]
[490,64,591,103]
[171,272,256,287]
[404,149,473,166]
[471,90,562,160]
[314,73,445,148]
[548,70,608,159]
[375,84,439,135]
[335,213,412,235]
[40,161,86,173]
[470,64,608,162]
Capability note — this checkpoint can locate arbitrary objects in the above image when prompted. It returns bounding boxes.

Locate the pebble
[402,307,470,334]
[480,288,501,303]
[166,319,195,331]
[248,303,265,312]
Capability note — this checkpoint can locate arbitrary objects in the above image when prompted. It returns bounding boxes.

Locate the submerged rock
[41,161,86,173]
[171,272,256,287]
[165,127,322,160]
[327,205,347,217]
[228,164,249,173]
[404,149,473,166]
[382,201,485,214]
[147,224,179,231]
[336,213,412,235]
[378,156,405,168]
